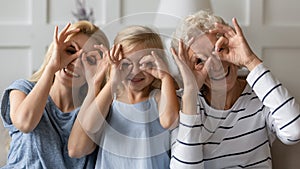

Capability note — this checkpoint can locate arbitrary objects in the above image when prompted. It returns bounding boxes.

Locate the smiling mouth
[210,67,230,81]
[129,77,144,83]
[63,68,80,78]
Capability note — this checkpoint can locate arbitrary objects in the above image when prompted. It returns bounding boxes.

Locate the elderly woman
[170,10,300,169]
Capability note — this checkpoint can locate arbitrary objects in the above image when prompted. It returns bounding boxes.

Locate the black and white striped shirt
[170,63,300,169]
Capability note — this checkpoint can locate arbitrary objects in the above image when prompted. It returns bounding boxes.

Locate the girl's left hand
[139,51,169,80]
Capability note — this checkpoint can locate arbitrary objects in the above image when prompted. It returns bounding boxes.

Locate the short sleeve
[0,79,35,133]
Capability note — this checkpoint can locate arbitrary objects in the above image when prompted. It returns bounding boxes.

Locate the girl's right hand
[107,44,132,89]
[47,23,82,73]
[81,44,110,95]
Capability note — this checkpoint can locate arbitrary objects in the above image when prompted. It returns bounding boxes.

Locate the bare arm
[68,44,122,158]
[139,51,179,129]
[10,23,80,133]
[68,80,113,158]
[157,74,179,129]
[171,40,203,115]
[10,68,55,133]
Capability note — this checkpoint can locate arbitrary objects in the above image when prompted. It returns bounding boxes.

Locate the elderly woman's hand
[210,18,261,71]
[171,39,203,91]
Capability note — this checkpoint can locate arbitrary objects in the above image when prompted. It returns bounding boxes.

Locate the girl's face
[189,33,239,92]
[55,33,97,88]
[121,45,155,92]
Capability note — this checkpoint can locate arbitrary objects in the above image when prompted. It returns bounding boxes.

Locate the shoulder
[5,79,35,95]
[1,79,34,128]
[151,89,161,103]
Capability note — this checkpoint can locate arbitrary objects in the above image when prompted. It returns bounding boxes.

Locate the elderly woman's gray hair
[171,10,227,51]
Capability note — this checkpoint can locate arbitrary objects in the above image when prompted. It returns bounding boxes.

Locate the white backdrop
[0,0,300,168]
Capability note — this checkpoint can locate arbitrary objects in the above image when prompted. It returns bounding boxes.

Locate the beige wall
[0,0,300,168]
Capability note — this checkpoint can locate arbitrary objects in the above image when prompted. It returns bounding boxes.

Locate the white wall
[0,0,299,168]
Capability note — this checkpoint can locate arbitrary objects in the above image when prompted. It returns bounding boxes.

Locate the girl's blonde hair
[114,25,164,54]
[114,25,166,89]
[30,20,109,82]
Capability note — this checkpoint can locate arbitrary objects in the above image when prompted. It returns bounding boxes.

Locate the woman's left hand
[210,18,261,70]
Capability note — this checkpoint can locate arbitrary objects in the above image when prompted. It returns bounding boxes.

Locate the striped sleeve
[170,111,204,169]
[247,63,300,144]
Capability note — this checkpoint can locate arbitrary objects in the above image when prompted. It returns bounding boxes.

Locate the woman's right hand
[47,23,82,74]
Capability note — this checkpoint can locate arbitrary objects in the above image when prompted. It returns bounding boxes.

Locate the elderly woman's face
[189,33,239,92]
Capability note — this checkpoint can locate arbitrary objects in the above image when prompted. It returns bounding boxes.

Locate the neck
[118,86,152,104]
[49,80,80,112]
[204,79,246,110]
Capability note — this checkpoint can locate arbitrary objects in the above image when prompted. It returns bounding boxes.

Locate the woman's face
[121,45,156,92]
[189,33,239,92]
[55,33,97,89]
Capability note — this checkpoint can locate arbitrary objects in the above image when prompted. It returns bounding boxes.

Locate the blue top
[0,79,97,169]
[95,90,170,169]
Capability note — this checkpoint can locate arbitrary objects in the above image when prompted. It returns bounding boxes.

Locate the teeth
[64,68,79,78]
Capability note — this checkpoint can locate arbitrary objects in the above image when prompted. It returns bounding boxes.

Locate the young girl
[69,25,179,169]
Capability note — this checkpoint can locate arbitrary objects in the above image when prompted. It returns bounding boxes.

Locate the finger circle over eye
[216,33,223,39]
[86,56,97,65]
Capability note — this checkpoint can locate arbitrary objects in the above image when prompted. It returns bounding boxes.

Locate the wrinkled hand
[210,18,260,70]
[171,39,208,90]
[139,51,169,80]
[48,23,81,73]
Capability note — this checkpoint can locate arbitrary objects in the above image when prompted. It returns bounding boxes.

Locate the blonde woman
[0,21,109,169]
[69,25,179,169]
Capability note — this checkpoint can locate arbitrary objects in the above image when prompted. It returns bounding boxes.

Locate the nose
[70,57,82,68]
[130,63,141,75]
[208,56,223,73]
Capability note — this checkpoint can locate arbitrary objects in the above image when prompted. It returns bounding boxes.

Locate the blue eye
[122,62,131,68]
[142,62,154,68]
[86,56,96,65]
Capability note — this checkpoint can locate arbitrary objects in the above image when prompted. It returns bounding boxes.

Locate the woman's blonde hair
[30,20,109,82]
[29,20,109,104]
[114,25,166,89]
[171,10,227,51]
